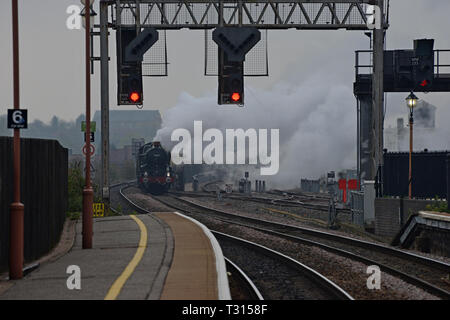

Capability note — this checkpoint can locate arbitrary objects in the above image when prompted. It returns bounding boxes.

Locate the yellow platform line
[104,215,148,300]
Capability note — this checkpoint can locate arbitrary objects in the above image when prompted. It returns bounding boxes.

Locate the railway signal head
[117,27,145,105]
[218,72,244,105]
[414,39,434,91]
[124,28,159,63]
[214,27,260,106]
[231,92,241,102]
[218,48,244,105]
[213,27,261,62]
[129,91,141,103]
[118,69,143,105]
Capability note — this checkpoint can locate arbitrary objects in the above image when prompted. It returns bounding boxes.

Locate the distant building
[110,145,134,164]
[93,110,162,149]
[131,138,145,156]
[384,100,437,152]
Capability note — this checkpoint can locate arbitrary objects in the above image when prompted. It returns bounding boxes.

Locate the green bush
[68,161,85,213]
[67,211,81,220]
[425,197,450,213]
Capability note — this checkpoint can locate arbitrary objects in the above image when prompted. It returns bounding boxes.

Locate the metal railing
[355,49,450,79]
[434,49,450,78]
[300,179,321,193]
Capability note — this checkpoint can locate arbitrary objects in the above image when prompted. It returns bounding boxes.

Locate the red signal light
[419,80,428,87]
[231,92,241,102]
[129,92,141,103]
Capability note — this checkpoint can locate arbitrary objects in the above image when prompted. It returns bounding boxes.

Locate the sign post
[338,179,348,203]
[9,0,25,280]
[81,0,95,250]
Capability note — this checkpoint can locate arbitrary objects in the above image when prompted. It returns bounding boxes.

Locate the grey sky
[1,0,450,128]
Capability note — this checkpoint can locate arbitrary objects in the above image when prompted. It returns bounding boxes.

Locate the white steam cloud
[155,72,357,188]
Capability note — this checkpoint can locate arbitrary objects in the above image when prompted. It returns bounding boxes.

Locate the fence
[350,191,365,226]
[383,151,450,199]
[0,137,68,272]
[300,179,321,193]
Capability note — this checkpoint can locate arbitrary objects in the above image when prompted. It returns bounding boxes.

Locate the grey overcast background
[1,1,449,124]
[1,1,450,185]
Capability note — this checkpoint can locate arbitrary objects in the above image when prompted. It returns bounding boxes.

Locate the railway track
[224,257,264,300]
[109,181,141,215]
[270,189,332,201]
[181,182,348,214]
[216,232,353,300]
[116,183,354,300]
[141,192,450,299]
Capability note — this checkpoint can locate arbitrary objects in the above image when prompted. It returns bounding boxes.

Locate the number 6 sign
[7,109,28,129]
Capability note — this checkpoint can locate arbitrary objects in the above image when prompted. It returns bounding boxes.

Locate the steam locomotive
[136,141,176,194]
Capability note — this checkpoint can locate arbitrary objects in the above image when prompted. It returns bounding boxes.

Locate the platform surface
[155,212,218,300]
[0,212,225,300]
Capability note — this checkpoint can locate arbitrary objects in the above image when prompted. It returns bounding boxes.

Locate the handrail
[355,49,450,78]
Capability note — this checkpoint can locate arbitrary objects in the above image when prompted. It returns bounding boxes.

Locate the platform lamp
[406,92,419,200]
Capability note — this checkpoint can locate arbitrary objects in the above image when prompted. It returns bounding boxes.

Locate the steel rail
[218,216,450,299]
[114,184,450,298]
[214,231,354,300]
[166,195,450,273]
[110,182,149,215]
[225,257,264,300]
[188,184,346,213]
[150,194,450,298]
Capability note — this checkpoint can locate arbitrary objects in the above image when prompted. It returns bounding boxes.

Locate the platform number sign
[84,132,95,143]
[7,109,28,129]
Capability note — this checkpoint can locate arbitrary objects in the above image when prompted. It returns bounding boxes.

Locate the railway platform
[392,210,450,257]
[0,212,230,300]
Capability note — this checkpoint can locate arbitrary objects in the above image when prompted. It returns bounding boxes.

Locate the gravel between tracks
[178,194,450,265]
[213,222,437,300]
[217,235,338,300]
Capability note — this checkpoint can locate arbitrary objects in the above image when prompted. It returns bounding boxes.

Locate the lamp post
[9,0,24,280]
[81,0,95,249]
[406,92,418,199]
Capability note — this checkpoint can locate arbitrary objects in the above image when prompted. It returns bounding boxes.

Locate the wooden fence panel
[0,137,68,272]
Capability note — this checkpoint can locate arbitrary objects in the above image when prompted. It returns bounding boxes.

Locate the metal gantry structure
[108,0,379,29]
[354,45,450,194]
[96,0,388,203]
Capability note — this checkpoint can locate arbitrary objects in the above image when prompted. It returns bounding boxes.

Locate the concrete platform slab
[0,214,172,300]
[0,211,230,300]
[155,212,230,300]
